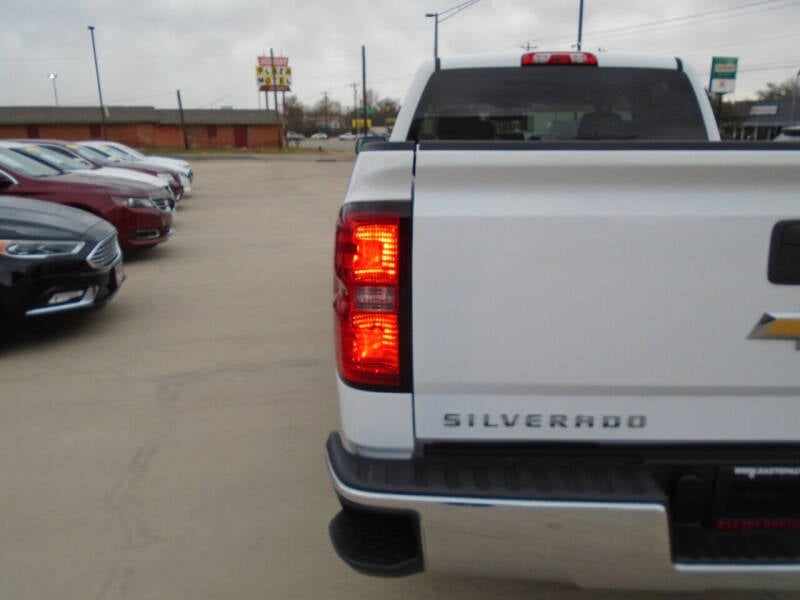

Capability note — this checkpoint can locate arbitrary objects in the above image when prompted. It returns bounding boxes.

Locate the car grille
[87,234,122,269]
[152,196,172,211]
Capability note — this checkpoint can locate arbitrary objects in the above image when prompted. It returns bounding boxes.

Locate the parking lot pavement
[0,158,791,600]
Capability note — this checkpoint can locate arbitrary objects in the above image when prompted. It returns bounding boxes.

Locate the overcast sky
[2,0,799,111]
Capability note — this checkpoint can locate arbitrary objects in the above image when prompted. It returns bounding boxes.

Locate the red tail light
[522,52,598,66]
[334,202,410,389]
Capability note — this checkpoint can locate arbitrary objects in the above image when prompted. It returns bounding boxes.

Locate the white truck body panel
[336,377,414,458]
[412,148,800,442]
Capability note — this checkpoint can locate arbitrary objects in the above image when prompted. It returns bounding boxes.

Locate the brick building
[0,106,283,149]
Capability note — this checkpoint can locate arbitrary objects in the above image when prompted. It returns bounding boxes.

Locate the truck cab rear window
[408,67,707,142]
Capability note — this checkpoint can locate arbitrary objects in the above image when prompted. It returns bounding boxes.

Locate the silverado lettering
[443,413,647,429]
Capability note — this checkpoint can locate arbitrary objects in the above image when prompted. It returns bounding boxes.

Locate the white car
[81,141,193,194]
[310,132,328,140]
[338,132,357,141]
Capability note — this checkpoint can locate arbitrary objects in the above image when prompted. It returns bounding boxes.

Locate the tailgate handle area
[768,221,800,284]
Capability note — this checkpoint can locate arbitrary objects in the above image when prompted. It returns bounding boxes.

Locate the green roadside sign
[710,56,738,94]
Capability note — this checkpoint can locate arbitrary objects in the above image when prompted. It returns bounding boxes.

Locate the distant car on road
[0,196,124,339]
[310,132,329,140]
[774,125,800,142]
[286,131,305,142]
[338,132,357,141]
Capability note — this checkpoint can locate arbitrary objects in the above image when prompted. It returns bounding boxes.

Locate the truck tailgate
[412,145,800,443]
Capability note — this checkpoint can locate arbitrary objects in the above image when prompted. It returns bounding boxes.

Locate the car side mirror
[354,136,387,155]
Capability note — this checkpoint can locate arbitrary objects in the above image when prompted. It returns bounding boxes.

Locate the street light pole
[425,12,439,60]
[87,25,107,140]
[48,73,59,106]
[425,2,482,64]
[577,0,585,51]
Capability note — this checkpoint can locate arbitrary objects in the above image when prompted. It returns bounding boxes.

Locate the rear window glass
[408,66,707,141]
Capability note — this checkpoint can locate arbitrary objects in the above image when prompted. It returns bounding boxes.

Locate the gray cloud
[2,0,799,110]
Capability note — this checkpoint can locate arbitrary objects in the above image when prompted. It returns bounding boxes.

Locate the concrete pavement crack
[95,365,262,600]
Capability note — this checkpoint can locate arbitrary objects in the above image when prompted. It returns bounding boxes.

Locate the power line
[532,0,800,47]
[439,0,482,24]
[584,0,796,38]
[587,0,800,38]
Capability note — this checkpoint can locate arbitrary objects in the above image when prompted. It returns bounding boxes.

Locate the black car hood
[0,195,113,240]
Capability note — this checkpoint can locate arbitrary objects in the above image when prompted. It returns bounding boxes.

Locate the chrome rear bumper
[326,434,800,591]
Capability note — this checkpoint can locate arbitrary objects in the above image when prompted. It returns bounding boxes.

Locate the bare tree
[756,78,798,101]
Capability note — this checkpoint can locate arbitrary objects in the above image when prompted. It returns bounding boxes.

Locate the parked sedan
[10,139,185,201]
[310,132,328,140]
[81,141,193,194]
[0,196,124,339]
[0,147,172,251]
[338,132,357,140]
[1,141,175,210]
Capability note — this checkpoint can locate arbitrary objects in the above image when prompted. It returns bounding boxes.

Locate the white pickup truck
[326,51,800,591]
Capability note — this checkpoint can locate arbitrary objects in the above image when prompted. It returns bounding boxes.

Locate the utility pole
[361,46,368,135]
[350,82,359,135]
[87,25,107,139]
[270,48,282,148]
[177,90,189,150]
[577,0,585,51]
[791,68,800,127]
[322,91,329,132]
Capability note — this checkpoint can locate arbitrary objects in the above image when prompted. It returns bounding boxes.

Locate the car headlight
[111,196,156,209]
[0,240,85,259]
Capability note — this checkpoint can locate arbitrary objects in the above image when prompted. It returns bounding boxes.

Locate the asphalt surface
[0,155,795,600]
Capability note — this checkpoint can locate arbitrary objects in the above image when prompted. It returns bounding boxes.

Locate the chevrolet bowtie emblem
[749,312,800,349]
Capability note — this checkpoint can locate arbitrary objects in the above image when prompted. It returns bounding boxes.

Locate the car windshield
[73,144,116,164]
[97,144,134,160]
[14,145,95,171]
[409,66,707,141]
[110,143,144,159]
[0,147,62,177]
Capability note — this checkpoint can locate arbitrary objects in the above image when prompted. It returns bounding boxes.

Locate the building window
[207,125,217,139]
[89,124,101,138]
[26,125,40,138]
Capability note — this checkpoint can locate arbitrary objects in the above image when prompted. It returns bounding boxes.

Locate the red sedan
[0,146,171,251]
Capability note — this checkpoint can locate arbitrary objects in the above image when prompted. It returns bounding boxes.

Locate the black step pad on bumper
[327,433,665,503]
[329,507,423,577]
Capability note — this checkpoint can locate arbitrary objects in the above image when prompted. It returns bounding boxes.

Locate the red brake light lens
[334,205,408,388]
[522,52,598,66]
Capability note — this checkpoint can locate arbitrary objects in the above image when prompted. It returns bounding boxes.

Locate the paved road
[0,157,792,599]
